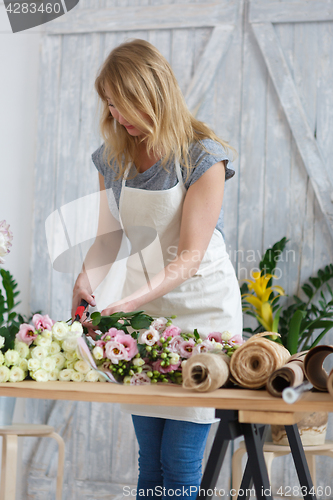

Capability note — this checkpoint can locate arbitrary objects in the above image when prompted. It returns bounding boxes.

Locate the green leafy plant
[0,268,27,352]
[242,238,333,354]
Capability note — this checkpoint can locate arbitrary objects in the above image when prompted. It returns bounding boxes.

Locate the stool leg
[0,435,18,500]
[263,452,275,483]
[49,433,65,500]
[305,453,316,491]
[231,448,246,495]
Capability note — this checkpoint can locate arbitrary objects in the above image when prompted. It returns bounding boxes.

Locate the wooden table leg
[0,434,17,500]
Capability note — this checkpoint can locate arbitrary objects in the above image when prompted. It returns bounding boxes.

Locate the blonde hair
[95,39,234,179]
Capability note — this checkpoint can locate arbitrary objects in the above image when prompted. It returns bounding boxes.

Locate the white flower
[0,366,10,382]
[4,349,20,366]
[41,329,53,340]
[0,220,13,264]
[28,358,40,371]
[85,370,99,382]
[138,326,160,346]
[65,360,76,370]
[0,351,5,365]
[48,369,60,381]
[19,359,28,372]
[213,342,223,351]
[41,357,56,372]
[0,336,5,349]
[62,338,78,352]
[52,321,70,341]
[52,353,66,370]
[169,353,180,365]
[71,371,84,382]
[49,341,61,355]
[92,346,104,361]
[59,368,74,381]
[74,360,90,374]
[15,341,30,359]
[64,351,78,362]
[35,336,52,348]
[98,373,107,382]
[33,369,49,382]
[132,357,145,367]
[9,366,25,382]
[69,322,83,336]
[221,331,233,342]
[123,376,132,384]
[151,317,168,333]
[31,346,48,361]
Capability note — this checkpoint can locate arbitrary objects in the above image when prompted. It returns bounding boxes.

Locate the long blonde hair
[95,39,233,178]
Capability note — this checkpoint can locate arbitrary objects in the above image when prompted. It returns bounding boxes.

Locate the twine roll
[182,352,230,392]
[229,333,290,389]
[266,351,308,397]
[304,345,333,392]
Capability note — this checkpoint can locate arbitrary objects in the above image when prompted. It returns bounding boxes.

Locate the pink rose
[32,314,54,331]
[207,332,222,343]
[114,332,138,359]
[228,334,244,346]
[105,341,128,364]
[162,325,181,340]
[178,339,196,358]
[130,372,151,385]
[152,359,180,374]
[168,335,184,353]
[16,323,37,346]
[192,339,215,355]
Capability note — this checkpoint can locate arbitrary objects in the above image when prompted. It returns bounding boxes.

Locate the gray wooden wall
[26,0,333,498]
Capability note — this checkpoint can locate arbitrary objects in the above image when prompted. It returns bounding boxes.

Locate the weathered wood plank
[251,22,333,243]
[249,0,333,23]
[45,2,238,34]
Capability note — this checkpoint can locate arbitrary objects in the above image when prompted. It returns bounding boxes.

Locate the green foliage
[87,310,154,337]
[0,268,25,351]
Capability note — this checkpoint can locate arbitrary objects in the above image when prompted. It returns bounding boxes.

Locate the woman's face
[105,93,148,137]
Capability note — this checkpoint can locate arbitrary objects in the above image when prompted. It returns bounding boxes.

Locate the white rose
[92,346,104,361]
[71,371,84,382]
[59,369,74,381]
[65,351,78,362]
[85,370,99,382]
[41,357,56,372]
[52,321,70,341]
[31,346,48,361]
[19,359,28,372]
[0,335,5,348]
[52,353,66,370]
[74,360,90,374]
[49,341,61,355]
[221,331,233,342]
[132,358,145,367]
[28,358,40,371]
[41,329,53,340]
[35,336,52,348]
[15,341,30,359]
[48,369,60,381]
[169,353,180,365]
[0,351,5,365]
[33,369,49,382]
[69,322,83,336]
[4,349,20,366]
[65,360,76,370]
[62,338,78,352]
[0,366,10,382]
[9,366,25,382]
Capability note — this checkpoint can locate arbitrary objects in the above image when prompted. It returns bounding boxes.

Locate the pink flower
[16,323,37,346]
[168,335,184,353]
[105,341,128,364]
[138,326,160,346]
[151,317,168,333]
[102,328,119,340]
[32,314,54,331]
[162,325,181,340]
[192,340,215,355]
[228,334,244,346]
[114,332,138,359]
[207,332,222,343]
[0,220,13,265]
[178,339,196,358]
[95,340,106,349]
[130,372,151,385]
[152,359,180,374]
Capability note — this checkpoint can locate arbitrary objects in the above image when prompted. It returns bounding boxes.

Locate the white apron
[119,160,243,423]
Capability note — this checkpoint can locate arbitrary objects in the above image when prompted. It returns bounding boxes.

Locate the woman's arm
[101,161,226,315]
[72,174,123,317]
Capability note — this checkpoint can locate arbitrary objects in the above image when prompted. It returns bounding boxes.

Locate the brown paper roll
[327,369,333,398]
[304,345,333,391]
[266,351,308,397]
[229,333,290,389]
[182,352,230,392]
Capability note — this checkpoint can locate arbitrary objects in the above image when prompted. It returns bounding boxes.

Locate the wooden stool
[232,440,333,493]
[0,424,65,500]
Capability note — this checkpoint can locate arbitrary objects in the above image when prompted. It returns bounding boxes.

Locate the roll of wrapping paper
[304,345,333,391]
[229,333,290,389]
[266,351,308,397]
[182,352,230,392]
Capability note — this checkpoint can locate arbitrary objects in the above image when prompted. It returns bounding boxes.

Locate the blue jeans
[131,415,211,500]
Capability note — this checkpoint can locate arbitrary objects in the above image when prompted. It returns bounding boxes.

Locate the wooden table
[0,382,332,500]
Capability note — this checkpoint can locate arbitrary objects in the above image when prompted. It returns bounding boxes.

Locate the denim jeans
[131,415,211,500]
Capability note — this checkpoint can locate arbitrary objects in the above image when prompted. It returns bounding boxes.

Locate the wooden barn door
[25,0,333,498]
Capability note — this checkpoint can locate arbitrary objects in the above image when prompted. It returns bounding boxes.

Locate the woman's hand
[101,297,137,316]
[72,272,96,320]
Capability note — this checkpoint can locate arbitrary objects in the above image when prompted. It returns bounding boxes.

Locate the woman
[72,39,242,499]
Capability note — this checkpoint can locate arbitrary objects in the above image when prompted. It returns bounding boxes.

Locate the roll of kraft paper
[182,352,230,392]
[230,333,290,389]
[266,351,308,397]
[304,345,333,391]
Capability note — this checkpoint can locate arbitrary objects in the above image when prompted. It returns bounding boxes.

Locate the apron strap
[175,159,185,188]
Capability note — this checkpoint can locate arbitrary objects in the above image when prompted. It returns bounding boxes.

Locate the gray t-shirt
[91,138,235,235]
